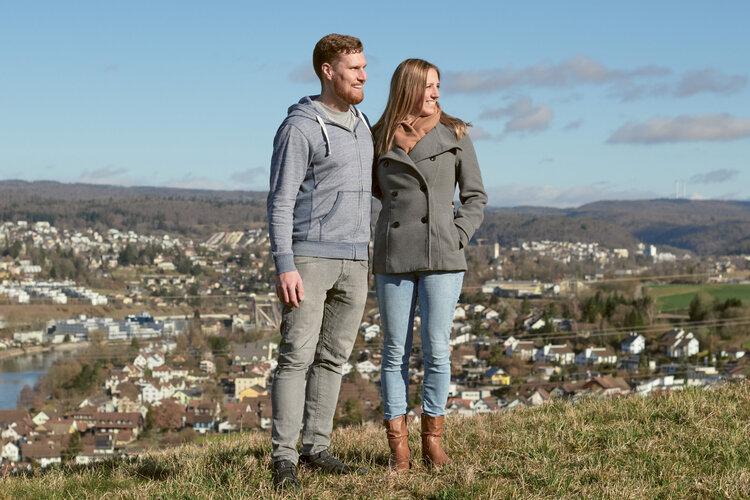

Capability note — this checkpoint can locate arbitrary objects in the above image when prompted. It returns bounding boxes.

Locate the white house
[1,425,21,441]
[535,344,575,365]
[575,346,618,366]
[200,360,216,374]
[355,360,379,376]
[468,304,486,315]
[506,340,537,360]
[621,333,646,354]
[450,333,476,346]
[133,353,165,370]
[361,323,380,341]
[453,306,467,320]
[13,330,45,343]
[458,390,481,402]
[2,441,20,462]
[662,329,700,359]
[151,366,174,382]
[483,309,500,321]
[139,382,164,404]
[32,410,57,427]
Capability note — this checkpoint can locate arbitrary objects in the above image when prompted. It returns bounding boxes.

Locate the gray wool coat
[373,122,488,274]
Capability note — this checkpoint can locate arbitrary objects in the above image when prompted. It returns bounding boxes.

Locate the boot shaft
[421,414,453,466]
[384,415,411,471]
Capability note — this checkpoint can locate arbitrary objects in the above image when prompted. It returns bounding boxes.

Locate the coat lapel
[409,123,461,163]
[377,124,463,184]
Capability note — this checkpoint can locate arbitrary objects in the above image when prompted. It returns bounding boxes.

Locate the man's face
[327,51,367,106]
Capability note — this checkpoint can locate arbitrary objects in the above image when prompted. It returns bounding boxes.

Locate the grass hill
[2,383,749,499]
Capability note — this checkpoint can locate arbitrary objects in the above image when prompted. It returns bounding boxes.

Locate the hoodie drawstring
[315,108,370,158]
[316,116,332,157]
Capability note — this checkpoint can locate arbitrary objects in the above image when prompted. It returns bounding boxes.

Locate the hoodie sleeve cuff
[274,254,297,274]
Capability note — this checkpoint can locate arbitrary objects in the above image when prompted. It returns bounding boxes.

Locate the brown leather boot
[384,415,410,471]
[421,414,453,466]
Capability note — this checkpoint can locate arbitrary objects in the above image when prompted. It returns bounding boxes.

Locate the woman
[372,59,487,471]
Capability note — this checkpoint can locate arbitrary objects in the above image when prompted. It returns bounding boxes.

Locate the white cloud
[443,57,746,102]
[468,125,497,141]
[289,63,317,84]
[689,169,740,184]
[607,114,750,144]
[480,97,553,134]
[77,167,131,185]
[562,119,583,131]
[443,56,670,94]
[160,174,229,191]
[231,167,268,188]
[485,183,662,208]
[674,69,747,97]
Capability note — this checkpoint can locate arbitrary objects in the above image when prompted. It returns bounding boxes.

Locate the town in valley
[1,216,749,474]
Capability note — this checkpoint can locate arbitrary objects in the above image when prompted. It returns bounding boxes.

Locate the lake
[0,350,75,410]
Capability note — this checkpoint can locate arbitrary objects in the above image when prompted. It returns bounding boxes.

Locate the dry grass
[3,382,750,499]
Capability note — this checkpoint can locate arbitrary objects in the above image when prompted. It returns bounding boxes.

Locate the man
[266,34,372,490]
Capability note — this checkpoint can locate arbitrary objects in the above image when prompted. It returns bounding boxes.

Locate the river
[0,349,79,410]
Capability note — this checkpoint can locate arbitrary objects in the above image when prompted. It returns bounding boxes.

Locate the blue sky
[2,1,749,207]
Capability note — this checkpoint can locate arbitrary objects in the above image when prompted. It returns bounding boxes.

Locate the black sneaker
[272,460,300,490]
[299,450,367,475]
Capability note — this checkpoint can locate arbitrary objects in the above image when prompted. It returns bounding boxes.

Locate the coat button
[391,190,398,197]
[383,161,389,168]
[392,221,400,228]
[421,216,428,223]
[420,184,427,192]
[429,156,436,161]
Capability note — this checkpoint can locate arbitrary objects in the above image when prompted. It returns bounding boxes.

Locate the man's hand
[276,270,304,308]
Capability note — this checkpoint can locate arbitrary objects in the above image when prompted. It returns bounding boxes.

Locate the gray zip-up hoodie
[267,96,373,274]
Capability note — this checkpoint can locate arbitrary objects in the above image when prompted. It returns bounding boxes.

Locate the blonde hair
[373,58,470,156]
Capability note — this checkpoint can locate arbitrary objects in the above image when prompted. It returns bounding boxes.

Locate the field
[3,383,750,499]
[645,283,750,313]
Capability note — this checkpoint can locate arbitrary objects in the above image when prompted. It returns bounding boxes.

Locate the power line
[460,271,731,290]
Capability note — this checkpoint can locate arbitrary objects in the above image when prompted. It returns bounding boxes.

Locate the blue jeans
[375,271,464,420]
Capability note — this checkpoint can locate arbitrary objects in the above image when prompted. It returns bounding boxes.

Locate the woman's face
[416,68,440,117]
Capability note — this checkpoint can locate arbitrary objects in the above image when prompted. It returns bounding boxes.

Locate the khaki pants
[271,256,369,464]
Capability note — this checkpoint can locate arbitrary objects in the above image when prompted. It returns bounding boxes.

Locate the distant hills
[480,199,750,255]
[0,180,268,239]
[1,180,748,255]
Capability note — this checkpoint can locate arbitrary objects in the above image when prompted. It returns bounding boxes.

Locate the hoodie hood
[286,95,370,157]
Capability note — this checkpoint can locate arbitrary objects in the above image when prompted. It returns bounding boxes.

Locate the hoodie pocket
[319,191,362,242]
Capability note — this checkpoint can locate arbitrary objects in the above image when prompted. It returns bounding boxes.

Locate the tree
[207,337,231,357]
[130,337,140,354]
[521,296,531,315]
[62,432,82,463]
[348,366,362,382]
[488,344,506,367]
[18,385,36,410]
[152,400,184,431]
[144,406,155,433]
[118,244,138,266]
[689,293,712,322]
[339,397,363,426]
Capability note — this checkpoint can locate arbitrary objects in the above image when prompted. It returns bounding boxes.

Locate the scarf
[394,104,441,154]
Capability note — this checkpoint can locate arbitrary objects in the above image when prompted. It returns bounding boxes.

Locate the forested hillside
[2,181,748,254]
